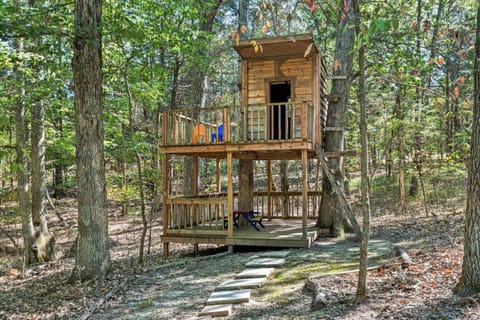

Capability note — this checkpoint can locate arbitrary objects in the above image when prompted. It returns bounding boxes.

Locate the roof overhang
[233,34,319,59]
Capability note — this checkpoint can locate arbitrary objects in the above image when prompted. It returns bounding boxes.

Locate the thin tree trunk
[136,153,147,264]
[71,0,110,282]
[395,92,407,214]
[121,152,128,216]
[410,0,428,217]
[454,2,480,296]
[149,107,163,253]
[53,116,65,199]
[9,122,14,189]
[354,0,371,302]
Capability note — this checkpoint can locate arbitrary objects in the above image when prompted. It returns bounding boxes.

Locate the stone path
[198,251,291,318]
[90,238,394,319]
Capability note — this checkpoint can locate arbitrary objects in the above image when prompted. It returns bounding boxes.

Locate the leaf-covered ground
[0,197,477,319]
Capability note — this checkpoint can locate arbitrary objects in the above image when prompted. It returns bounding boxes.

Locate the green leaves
[369,18,392,35]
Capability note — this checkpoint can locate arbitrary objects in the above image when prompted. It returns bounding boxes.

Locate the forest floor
[0,196,478,319]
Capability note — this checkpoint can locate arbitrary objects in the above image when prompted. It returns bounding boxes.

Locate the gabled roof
[233,34,319,59]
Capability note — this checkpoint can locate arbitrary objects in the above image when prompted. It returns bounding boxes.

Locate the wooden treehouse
[160,35,331,256]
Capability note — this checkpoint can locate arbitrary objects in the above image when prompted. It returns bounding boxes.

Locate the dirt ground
[0,197,478,319]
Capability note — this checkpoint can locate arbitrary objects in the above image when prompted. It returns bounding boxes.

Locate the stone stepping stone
[246,258,286,268]
[198,304,232,317]
[215,277,267,291]
[259,251,291,258]
[236,267,275,279]
[206,289,251,305]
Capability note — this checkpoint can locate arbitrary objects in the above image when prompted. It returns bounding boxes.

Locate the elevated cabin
[160,35,329,256]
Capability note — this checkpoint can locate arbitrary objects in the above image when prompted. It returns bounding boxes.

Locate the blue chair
[211,124,223,142]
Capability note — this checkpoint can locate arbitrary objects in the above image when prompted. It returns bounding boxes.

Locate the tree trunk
[455,2,480,296]
[354,0,371,302]
[395,92,407,214]
[317,0,356,237]
[149,106,163,253]
[71,0,110,282]
[136,153,147,264]
[238,160,254,211]
[31,100,49,234]
[280,160,289,217]
[237,0,254,216]
[182,0,223,197]
[53,117,65,199]
[29,0,49,238]
[13,0,35,266]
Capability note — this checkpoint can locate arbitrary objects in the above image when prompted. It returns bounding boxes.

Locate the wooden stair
[314,144,361,237]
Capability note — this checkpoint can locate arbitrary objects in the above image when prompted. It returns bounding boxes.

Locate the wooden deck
[159,140,316,160]
[162,219,321,249]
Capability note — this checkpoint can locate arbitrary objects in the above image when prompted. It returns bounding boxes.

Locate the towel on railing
[193,124,207,144]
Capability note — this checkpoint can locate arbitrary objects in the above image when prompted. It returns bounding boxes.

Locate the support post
[193,156,198,195]
[193,156,198,226]
[302,150,308,240]
[227,152,233,239]
[162,154,169,257]
[216,158,220,193]
[267,160,272,220]
[216,158,221,220]
[163,243,169,258]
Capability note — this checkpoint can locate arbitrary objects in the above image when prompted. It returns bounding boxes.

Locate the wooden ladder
[315,144,362,237]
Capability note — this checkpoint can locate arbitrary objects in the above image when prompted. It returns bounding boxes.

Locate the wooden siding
[246,58,313,106]
[245,57,314,139]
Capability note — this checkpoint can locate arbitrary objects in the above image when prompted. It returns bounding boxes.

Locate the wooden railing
[162,102,313,146]
[251,191,321,219]
[244,102,313,142]
[165,191,321,232]
[162,106,239,146]
[165,197,228,233]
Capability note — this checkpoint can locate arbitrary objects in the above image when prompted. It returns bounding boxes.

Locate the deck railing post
[162,112,168,145]
[223,107,230,143]
[227,152,233,239]
[301,102,308,140]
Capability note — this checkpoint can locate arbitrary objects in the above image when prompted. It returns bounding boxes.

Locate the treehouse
[160,34,330,256]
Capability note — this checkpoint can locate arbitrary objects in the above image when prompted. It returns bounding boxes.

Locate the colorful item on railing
[193,124,207,144]
[211,124,223,142]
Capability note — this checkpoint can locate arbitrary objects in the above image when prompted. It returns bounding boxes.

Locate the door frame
[265,77,296,140]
